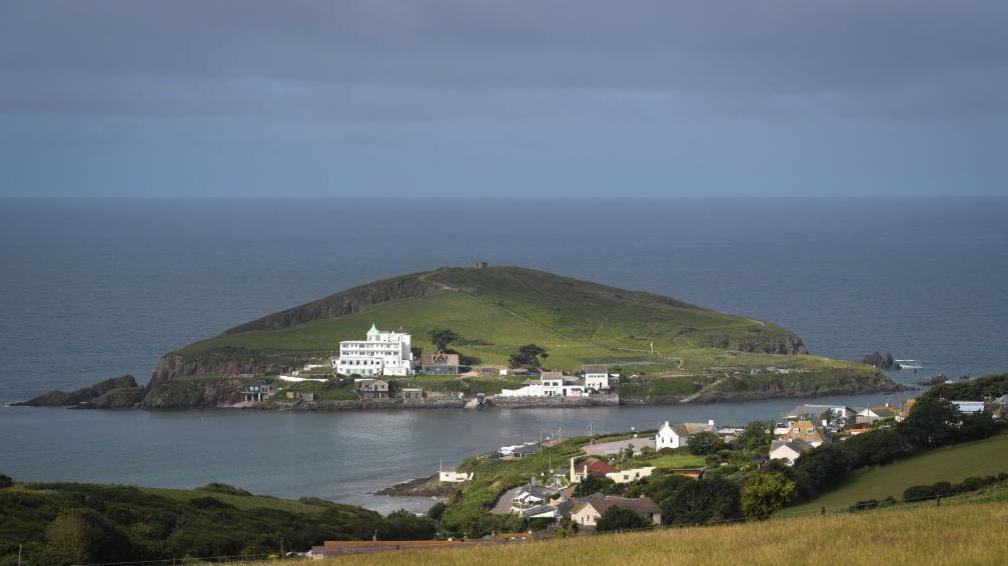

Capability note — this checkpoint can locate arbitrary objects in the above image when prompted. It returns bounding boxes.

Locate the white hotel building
[331,324,415,377]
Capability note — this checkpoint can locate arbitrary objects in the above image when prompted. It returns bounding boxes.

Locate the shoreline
[13,381,913,412]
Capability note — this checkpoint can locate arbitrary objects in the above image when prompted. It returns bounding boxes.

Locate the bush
[902,485,938,501]
[189,497,234,510]
[595,507,651,532]
[197,483,251,496]
[426,501,446,521]
[377,510,437,541]
[0,474,12,489]
[849,499,879,512]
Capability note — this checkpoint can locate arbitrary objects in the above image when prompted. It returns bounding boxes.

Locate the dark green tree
[687,431,725,455]
[595,506,651,532]
[427,328,459,352]
[661,476,741,526]
[737,421,773,452]
[377,510,437,540]
[899,396,962,449]
[508,344,549,369]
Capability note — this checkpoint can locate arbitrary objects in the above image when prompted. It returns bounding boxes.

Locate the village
[307,388,1008,558]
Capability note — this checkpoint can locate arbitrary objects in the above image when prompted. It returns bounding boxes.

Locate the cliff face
[223,272,438,334]
[142,376,244,408]
[702,335,807,355]
[152,350,300,381]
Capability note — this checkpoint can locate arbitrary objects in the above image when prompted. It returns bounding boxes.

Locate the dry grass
[242,500,1008,566]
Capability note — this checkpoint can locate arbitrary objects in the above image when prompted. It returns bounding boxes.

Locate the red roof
[576,459,617,477]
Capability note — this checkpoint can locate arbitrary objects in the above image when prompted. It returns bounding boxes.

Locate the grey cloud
[1,0,1007,118]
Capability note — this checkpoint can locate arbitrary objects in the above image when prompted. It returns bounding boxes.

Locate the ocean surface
[1,197,1006,512]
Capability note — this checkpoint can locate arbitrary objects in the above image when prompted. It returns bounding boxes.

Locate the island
[19,263,901,409]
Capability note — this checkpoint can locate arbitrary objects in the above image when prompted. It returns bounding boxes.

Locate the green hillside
[152,265,896,402]
[787,433,1008,514]
[0,481,407,565]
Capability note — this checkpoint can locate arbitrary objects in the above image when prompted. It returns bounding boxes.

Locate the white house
[438,469,473,483]
[582,364,610,392]
[952,400,986,414]
[332,324,415,377]
[605,466,656,484]
[656,420,716,450]
[856,404,900,424]
[498,373,590,397]
[769,439,813,466]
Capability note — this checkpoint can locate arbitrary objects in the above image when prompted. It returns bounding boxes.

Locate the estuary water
[1,197,1006,512]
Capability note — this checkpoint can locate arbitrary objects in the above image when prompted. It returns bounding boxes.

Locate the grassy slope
[787,433,1008,514]
[171,267,885,398]
[279,500,1008,566]
[0,482,382,564]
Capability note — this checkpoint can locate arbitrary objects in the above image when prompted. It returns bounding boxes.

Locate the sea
[1,197,1006,512]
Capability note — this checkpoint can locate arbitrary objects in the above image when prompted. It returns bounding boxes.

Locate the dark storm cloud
[2,0,1006,117]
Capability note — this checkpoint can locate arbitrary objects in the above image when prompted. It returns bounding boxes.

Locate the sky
[1,1,1007,198]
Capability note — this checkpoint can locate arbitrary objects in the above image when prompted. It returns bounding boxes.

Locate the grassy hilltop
[148,265,895,404]
[147,263,891,400]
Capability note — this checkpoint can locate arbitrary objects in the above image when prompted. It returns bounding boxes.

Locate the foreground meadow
[278,500,1008,566]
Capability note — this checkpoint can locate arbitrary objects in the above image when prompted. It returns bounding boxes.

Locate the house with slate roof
[569,495,662,527]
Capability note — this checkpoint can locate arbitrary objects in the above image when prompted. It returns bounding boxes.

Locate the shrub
[189,497,235,510]
[595,507,651,532]
[0,474,12,489]
[902,485,938,501]
[849,499,879,512]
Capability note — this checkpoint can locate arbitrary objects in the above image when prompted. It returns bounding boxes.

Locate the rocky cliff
[15,375,145,408]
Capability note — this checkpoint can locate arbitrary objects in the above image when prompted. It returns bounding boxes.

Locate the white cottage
[656,420,716,450]
[582,364,610,392]
[769,438,813,466]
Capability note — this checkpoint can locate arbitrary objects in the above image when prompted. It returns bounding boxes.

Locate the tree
[687,431,725,455]
[0,474,12,489]
[46,508,133,564]
[899,396,962,449]
[741,472,796,520]
[377,510,437,540]
[427,328,459,353]
[554,518,579,537]
[508,344,549,369]
[573,476,617,497]
[595,507,651,532]
[737,421,773,452]
[661,476,741,526]
[793,444,850,496]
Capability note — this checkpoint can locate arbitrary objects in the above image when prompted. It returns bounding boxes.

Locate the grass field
[245,499,1008,566]
[787,433,1008,514]
[627,453,706,469]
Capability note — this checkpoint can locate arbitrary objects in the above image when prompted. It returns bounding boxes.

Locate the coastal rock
[15,375,140,407]
[862,352,902,370]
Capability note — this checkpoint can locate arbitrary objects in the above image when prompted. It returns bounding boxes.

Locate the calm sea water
[1,197,1006,512]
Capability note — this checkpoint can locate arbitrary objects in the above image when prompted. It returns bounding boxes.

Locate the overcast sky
[1,1,1006,198]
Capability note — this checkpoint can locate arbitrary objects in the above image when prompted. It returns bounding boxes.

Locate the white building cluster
[331,324,415,377]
